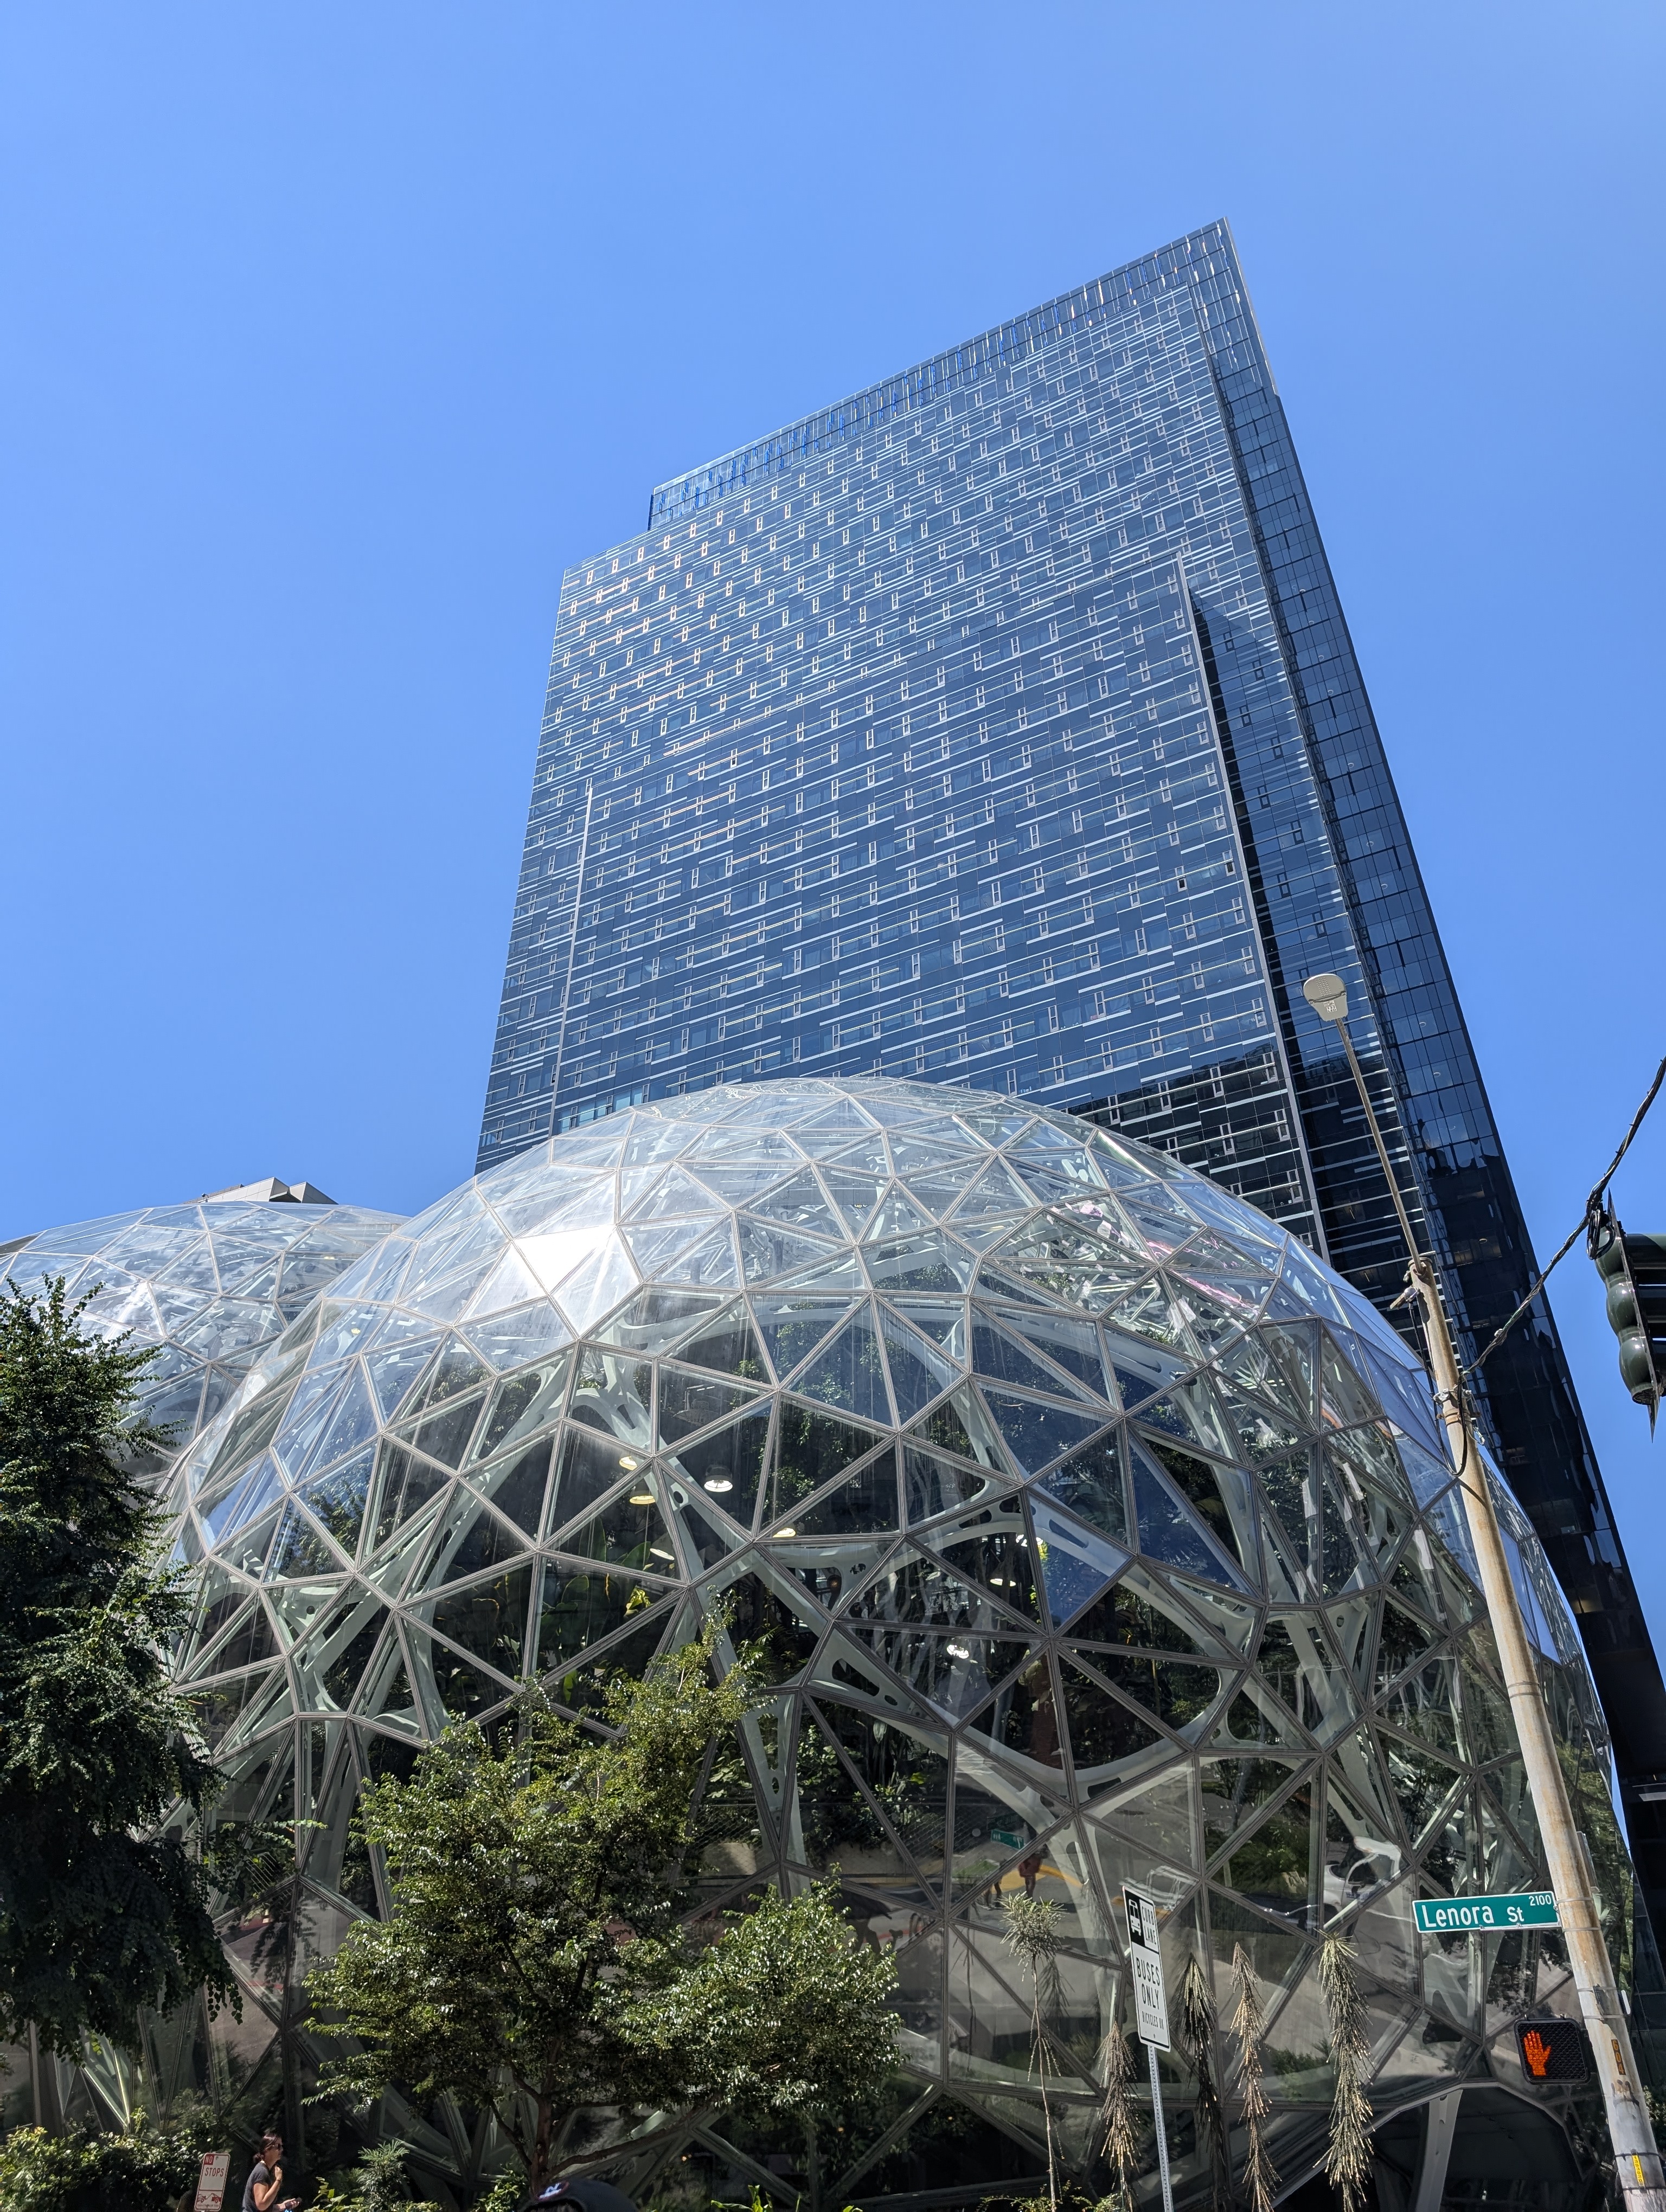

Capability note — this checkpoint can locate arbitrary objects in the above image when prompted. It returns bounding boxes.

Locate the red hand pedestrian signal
[1515,2018,1589,2084]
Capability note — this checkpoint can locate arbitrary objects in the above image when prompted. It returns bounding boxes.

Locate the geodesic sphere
[2,1195,402,1452]
[168,1077,1610,2192]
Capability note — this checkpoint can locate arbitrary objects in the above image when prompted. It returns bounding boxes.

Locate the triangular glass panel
[1103,1331,1189,1412]
[1142,1441,1254,1577]
[403,1391,486,1470]
[950,1156,1034,1221]
[1007,1313,1110,1399]
[1117,1193,1200,1256]
[1077,1650,1226,1738]
[536,1567,670,1679]
[745,1168,842,1239]
[623,1215,723,1278]
[468,1438,553,1536]
[972,1321,1091,1401]
[906,1384,1011,1471]
[964,1653,1067,1768]
[838,1630,1030,1722]
[472,1353,572,1461]
[370,1442,450,1549]
[787,1309,894,1425]
[706,1572,822,1687]
[1101,1278,1194,1351]
[981,1388,1109,1476]
[364,1338,440,1421]
[885,1297,967,1358]
[651,1221,739,1289]
[354,1635,421,1730]
[676,1306,767,1380]
[750,1293,855,1377]
[896,1166,980,1216]
[427,1486,529,1589]
[1069,1569,1210,1655]
[409,1336,492,1413]
[266,1503,342,1582]
[547,1423,648,1540]
[820,1166,886,1233]
[878,1317,958,1422]
[1035,1432,1130,1548]
[299,1448,375,1557]
[424,1562,533,1683]
[1130,1443,1248,1589]
[902,1446,1010,1526]
[464,1300,571,1374]
[737,1217,837,1284]
[558,1483,674,1573]
[771,1403,886,1522]
[592,1287,726,1356]
[845,1542,1029,1632]
[620,1166,716,1223]
[1378,1729,1465,1844]
[1209,1686,1302,1751]
[658,1366,762,1446]
[863,1188,937,1243]
[862,1233,977,1294]
[463,1243,544,1319]
[786,1450,901,1539]
[554,1234,637,1334]
[302,1369,380,1477]
[1031,1507,1125,1625]
[663,1483,743,1571]
[925,1526,1041,1620]
[669,1406,771,1526]
[1321,1333,1383,1428]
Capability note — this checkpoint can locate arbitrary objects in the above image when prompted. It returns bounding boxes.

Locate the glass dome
[166,1079,1625,2203]
[1,1194,403,1456]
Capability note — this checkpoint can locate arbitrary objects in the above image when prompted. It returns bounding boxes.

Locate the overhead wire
[1462,1049,1666,1379]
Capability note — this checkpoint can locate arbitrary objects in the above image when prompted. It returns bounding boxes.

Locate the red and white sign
[194,2152,232,2212]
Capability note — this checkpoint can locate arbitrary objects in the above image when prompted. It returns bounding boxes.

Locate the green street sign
[1414,1892,1560,1934]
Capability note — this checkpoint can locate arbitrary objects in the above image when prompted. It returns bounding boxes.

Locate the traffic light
[1588,1202,1666,1425]
[1516,2016,1590,2084]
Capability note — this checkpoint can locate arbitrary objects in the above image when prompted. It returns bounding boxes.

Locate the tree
[1001,1893,1063,2210]
[305,1629,897,2192]
[0,1279,232,2057]
[1318,1934,1373,2212]
[1229,1944,1278,2212]
[627,1882,896,2212]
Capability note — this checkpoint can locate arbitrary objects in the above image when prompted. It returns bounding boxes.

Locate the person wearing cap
[519,2177,638,2212]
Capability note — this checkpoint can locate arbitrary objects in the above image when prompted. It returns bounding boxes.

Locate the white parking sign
[1124,1883,1170,2051]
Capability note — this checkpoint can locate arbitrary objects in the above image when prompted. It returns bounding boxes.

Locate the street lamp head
[1303,972,1350,1024]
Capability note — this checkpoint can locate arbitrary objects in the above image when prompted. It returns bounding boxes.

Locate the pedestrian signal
[1516,2018,1589,2084]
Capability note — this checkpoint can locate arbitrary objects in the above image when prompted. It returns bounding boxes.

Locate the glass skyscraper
[478,221,1666,1951]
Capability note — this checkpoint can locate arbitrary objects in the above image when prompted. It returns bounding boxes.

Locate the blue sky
[4,5,1665,1626]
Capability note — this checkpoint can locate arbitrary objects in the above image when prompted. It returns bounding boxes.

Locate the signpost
[1413,1892,1561,1934]
[1123,1884,1174,2212]
[193,2152,231,2212]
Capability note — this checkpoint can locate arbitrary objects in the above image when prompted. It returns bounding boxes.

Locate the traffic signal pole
[1302,975,1665,2209]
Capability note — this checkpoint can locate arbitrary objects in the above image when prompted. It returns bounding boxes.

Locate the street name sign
[1413,1892,1560,1934]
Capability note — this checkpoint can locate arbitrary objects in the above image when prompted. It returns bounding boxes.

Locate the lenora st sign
[1413,1892,1561,1934]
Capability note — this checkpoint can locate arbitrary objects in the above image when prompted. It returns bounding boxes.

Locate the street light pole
[1301,973,1664,2208]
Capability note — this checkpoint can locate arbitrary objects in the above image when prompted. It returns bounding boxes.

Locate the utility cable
[1464,1049,1666,1378]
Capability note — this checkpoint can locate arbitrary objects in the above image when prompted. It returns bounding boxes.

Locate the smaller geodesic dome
[162,1079,1628,2208]
[0,1194,402,1455]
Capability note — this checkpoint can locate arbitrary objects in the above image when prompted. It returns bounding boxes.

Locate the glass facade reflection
[165,1081,1629,2207]
[478,223,1666,1959]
